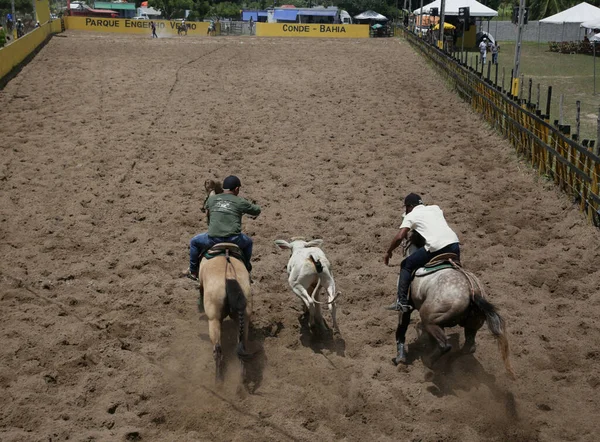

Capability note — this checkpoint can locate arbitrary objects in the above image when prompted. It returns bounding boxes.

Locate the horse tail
[473,294,516,380]
[225,278,253,362]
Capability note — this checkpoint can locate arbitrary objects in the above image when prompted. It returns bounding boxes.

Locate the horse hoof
[461,344,476,354]
[441,344,452,355]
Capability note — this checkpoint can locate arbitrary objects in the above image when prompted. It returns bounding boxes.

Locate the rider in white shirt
[383,193,460,312]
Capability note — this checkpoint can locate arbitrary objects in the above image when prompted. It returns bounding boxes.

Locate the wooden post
[576,100,581,141]
[546,86,552,120]
[495,63,499,88]
[502,67,506,93]
[475,55,478,72]
[536,83,541,110]
[528,78,532,106]
[487,61,491,82]
[519,74,525,102]
[596,107,600,155]
[559,94,564,125]
[510,69,514,97]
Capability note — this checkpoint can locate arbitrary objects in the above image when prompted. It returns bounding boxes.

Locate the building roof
[414,0,497,17]
[540,2,600,24]
[94,2,136,11]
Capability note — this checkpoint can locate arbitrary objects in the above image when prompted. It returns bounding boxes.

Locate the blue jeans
[397,242,461,300]
[189,233,253,274]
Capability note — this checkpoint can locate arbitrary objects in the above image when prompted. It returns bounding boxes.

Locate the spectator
[150,21,158,38]
[0,25,6,48]
[491,42,499,64]
[479,37,487,67]
[249,16,254,35]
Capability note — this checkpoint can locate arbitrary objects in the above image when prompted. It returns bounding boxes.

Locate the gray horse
[393,233,515,379]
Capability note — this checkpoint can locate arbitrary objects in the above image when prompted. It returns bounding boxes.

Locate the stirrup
[384,301,412,313]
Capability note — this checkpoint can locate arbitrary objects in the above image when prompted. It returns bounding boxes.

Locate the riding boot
[392,342,407,366]
[385,268,412,312]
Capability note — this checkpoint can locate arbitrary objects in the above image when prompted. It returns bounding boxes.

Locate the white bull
[274,238,340,333]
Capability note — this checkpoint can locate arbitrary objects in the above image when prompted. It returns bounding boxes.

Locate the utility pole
[11,0,16,40]
[419,0,424,36]
[438,0,446,50]
[512,0,526,96]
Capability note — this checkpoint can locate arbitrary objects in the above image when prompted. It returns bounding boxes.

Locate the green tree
[0,0,34,16]
[148,0,193,18]
[207,1,241,18]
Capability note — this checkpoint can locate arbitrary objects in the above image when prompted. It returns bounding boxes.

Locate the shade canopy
[273,9,298,21]
[354,10,387,20]
[414,0,497,17]
[540,2,600,23]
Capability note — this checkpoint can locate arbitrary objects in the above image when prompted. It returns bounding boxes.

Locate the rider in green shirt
[187,175,260,279]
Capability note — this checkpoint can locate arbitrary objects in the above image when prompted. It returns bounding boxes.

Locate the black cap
[404,193,423,207]
[223,175,241,190]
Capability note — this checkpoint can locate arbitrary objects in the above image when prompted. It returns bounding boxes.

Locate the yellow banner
[256,23,369,38]
[64,17,210,36]
[36,0,51,24]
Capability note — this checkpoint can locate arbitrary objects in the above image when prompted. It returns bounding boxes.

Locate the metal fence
[403,29,600,227]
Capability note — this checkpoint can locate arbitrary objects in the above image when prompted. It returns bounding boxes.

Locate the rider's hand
[384,251,392,266]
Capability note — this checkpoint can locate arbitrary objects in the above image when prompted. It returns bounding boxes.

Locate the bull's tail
[473,294,516,379]
[225,279,253,362]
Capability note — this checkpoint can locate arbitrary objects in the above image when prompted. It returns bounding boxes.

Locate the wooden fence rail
[402,29,600,227]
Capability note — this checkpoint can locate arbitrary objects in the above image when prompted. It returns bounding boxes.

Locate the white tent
[413,0,497,17]
[581,18,600,29]
[540,2,600,24]
[591,32,600,40]
[354,10,387,20]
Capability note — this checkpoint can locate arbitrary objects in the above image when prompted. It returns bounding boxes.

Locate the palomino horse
[394,233,515,379]
[199,244,253,384]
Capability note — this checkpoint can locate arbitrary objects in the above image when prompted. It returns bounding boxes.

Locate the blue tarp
[297,10,337,16]
[273,9,298,21]
[242,11,267,21]
[242,11,258,21]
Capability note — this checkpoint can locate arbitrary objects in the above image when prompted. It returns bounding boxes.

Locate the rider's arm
[384,227,410,265]
[242,199,261,217]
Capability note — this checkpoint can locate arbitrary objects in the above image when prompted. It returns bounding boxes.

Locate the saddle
[414,253,461,277]
[203,243,251,271]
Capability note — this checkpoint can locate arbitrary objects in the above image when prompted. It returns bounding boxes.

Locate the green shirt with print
[205,193,261,238]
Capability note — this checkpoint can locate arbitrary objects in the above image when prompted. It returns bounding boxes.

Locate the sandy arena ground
[1,32,600,442]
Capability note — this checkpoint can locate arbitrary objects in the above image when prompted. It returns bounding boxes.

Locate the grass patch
[466,41,600,140]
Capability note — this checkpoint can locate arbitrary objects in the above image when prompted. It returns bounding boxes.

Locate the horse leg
[208,318,224,382]
[462,311,485,354]
[424,323,452,363]
[392,311,412,366]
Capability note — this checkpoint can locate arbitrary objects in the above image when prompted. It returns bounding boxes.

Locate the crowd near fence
[402,28,600,227]
[0,18,62,84]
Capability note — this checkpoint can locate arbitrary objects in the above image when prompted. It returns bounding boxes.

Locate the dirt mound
[1,33,599,441]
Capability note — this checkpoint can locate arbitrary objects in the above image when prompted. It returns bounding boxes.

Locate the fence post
[576,100,581,141]
[495,63,499,89]
[487,61,491,82]
[528,78,532,106]
[559,94,564,125]
[536,83,541,110]
[475,55,478,73]
[502,67,506,93]
[546,86,552,120]
[519,74,525,103]
[596,107,600,155]
[510,69,514,97]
